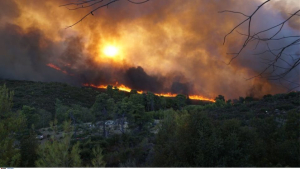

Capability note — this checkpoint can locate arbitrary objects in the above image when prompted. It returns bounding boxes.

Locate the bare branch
[220,0,271,46]
[222,0,300,89]
[61,0,150,28]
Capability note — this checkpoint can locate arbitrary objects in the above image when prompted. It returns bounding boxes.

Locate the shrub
[276,104,294,111]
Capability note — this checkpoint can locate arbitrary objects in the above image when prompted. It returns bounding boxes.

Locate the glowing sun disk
[103,45,118,57]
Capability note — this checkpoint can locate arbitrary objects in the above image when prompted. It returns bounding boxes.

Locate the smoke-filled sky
[0,0,299,99]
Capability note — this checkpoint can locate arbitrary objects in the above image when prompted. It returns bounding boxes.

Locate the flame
[83,83,215,102]
[3,0,287,100]
[47,63,68,74]
[46,63,74,76]
[189,95,216,102]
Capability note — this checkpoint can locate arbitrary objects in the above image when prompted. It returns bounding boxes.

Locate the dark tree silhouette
[220,0,300,90]
[61,0,150,28]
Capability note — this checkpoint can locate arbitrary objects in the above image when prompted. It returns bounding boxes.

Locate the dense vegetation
[0,80,299,167]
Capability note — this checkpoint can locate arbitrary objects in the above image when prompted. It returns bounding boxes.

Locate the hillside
[0,79,211,113]
[0,79,102,113]
[1,79,299,167]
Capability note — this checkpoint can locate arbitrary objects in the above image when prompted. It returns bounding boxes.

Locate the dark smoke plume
[0,0,298,99]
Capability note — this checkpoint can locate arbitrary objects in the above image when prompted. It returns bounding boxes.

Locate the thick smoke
[124,66,165,93]
[0,0,298,99]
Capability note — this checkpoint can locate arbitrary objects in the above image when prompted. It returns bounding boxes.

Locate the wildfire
[46,63,74,76]
[83,83,215,102]
[189,95,216,102]
[46,63,68,74]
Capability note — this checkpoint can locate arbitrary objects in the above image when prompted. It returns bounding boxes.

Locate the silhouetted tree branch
[221,0,300,89]
[61,0,150,28]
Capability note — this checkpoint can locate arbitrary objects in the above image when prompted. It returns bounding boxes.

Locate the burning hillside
[0,0,299,100]
[83,83,216,102]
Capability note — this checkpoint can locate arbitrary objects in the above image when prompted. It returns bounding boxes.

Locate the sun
[103,45,118,57]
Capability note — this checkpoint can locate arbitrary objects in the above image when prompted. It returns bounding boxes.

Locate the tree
[0,84,26,167]
[215,95,225,102]
[146,92,155,111]
[160,96,167,110]
[129,93,144,106]
[284,110,300,140]
[174,94,186,110]
[112,86,126,102]
[91,146,106,167]
[106,85,114,98]
[37,109,52,129]
[55,99,70,124]
[221,0,300,89]
[22,105,40,129]
[61,0,150,28]
[130,89,138,94]
[70,104,94,123]
[62,0,299,89]
[35,120,82,167]
[152,109,178,167]
[20,128,38,167]
[91,93,115,137]
[116,98,134,133]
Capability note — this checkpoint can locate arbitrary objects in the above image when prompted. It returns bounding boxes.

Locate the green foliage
[147,110,165,119]
[152,109,178,166]
[152,105,300,167]
[106,85,114,98]
[55,99,94,124]
[146,92,155,111]
[245,96,254,102]
[285,110,300,140]
[0,80,99,113]
[215,95,225,101]
[91,93,115,137]
[22,105,40,129]
[275,103,295,111]
[239,97,245,103]
[1,80,300,167]
[160,96,167,110]
[215,99,226,107]
[91,146,106,167]
[55,99,70,123]
[91,93,113,117]
[0,84,26,167]
[20,129,38,167]
[0,84,14,114]
[35,120,82,167]
[129,93,144,106]
[111,86,126,102]
[174,94,186,110]
[37,109,52,128]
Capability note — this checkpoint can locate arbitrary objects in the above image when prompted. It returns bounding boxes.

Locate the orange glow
[189,95,216,102]
[155,93,177,97]
[47,63,68,74]
[103,45,119,57]
[4,0,288,100]
[83,83,215,102]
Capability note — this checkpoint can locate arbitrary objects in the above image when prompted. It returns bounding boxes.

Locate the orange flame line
[47,63,62,71]
[47,63,73,76]
[83,83,215,102]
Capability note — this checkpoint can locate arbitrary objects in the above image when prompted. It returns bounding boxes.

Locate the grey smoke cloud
[0,0,298,99]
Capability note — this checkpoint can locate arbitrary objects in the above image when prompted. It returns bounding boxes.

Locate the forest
[0,79,299,167]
